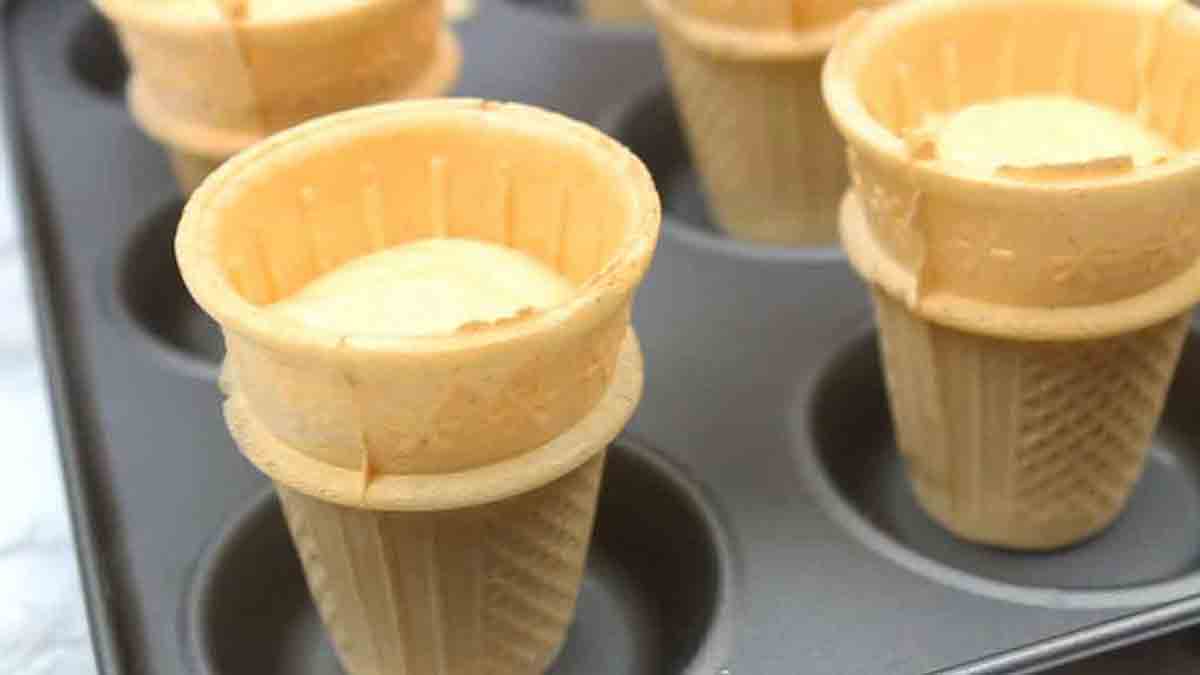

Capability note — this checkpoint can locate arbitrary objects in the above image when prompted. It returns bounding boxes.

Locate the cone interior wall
[176,99,660,481]
[826,0,1200,337]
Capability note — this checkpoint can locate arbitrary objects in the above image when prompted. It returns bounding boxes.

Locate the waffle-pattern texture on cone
[585,0,650,23]
[177,99,660,486]
[828,0,1200,548]
[276,453,605,675]
[647,0,881,245]
[225,331,641,674]
[874,289,1188,550]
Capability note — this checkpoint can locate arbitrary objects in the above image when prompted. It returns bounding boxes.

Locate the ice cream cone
[242,337,641,675]
[584,0,650,24]
[95,0,460,192]
[826,0,1200,549]
[176,99,660,671]
[647,0,884,245]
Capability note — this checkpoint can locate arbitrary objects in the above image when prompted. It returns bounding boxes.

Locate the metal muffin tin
[8,0,1200,672]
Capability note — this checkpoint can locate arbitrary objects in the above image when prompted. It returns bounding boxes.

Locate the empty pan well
[68,9,128,99]
[806,330,1200,608]
[113,201,223,379]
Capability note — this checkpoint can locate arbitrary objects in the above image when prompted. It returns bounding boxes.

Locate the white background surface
[0,132,97,673]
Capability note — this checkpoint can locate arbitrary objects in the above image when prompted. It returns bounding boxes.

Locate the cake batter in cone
[826,0,1200,549]
[647,0,887,245]
[176,99,660,672]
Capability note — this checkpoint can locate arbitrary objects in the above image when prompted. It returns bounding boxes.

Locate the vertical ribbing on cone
[656,26,846,245]
[276,454,605,675]
[873,290,1187,550]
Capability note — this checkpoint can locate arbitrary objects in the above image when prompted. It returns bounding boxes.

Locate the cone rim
[175,97,660,361]
[822,0,1200,195]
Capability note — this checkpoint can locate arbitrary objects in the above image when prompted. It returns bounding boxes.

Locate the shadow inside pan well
[68,9,128,99]
[805,329,1200,606]
[188,439,732,675]
[115,201,223,379]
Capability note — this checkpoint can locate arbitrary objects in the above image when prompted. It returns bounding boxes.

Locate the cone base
[277,452,606,675]
[908,473,1129,552]
[870,282,1186,553]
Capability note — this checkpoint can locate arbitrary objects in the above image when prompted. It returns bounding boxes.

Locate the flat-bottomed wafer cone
[177,99,660,672]
[96,0,460,192]
[826,0,1200,549]
[647,0,882,245]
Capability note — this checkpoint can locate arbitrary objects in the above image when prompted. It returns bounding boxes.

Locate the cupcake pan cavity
[187,440,732,675]
[809,332,1200,606]
[11,0,1200,672]
[109,201,223,379]
[67,7,127,98]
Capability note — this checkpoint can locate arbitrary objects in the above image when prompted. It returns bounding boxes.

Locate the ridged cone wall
[277,454,605,675]
[875,290,1188,550]
[648,0,871,245]
[657,28,845,244]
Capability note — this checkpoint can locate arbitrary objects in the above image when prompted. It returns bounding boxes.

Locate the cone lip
[92,0,415,30]
[229,333,643,511]
[127,30,462,159]
[644,0,863,60]
[840,192,1200,340]
[175,97,661,361]
[822,0,1200,195]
